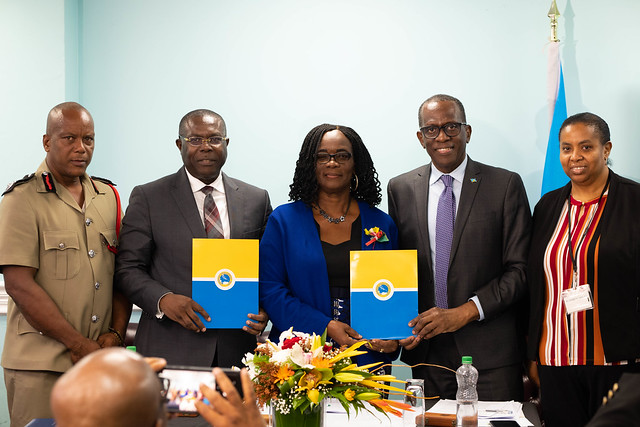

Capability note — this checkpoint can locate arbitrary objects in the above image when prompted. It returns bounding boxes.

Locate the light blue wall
[76,0,640,209]
[2,0,640,209]
[1,0,640,423]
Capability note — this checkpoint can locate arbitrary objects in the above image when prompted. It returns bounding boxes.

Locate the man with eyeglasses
[387,94,531,400]
[116,109,272,374]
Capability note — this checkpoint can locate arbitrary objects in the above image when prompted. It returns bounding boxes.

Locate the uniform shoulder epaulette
[2,173,35,196]
[91,176,117,186]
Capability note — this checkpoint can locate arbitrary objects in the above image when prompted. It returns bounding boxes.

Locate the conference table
[29,400,540,426]
[166,399,542,427]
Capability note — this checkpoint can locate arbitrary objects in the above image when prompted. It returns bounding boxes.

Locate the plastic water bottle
[456,356,478,427]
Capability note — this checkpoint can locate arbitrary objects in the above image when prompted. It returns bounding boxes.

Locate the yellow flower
[360,379,408,393]
[355,392,380,401]
[328,341,368,364]
[298,370,321,390]
[310,333,323,352]
[274,365,294,385]
[308,388,320,403]
[344,388,356,401]
[334,372,365,382]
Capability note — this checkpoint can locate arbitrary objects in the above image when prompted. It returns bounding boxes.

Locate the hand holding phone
[196,368,266,427]
[159,365,242,416]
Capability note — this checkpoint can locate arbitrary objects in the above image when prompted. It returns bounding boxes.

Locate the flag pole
[541,0,569,196]
[548,0,560,42]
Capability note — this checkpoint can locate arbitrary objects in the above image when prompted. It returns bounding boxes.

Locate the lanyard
[566,172,611,288]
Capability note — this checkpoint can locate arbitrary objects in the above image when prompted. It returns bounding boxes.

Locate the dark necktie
[435,174,455,309]
[201,186,223,239]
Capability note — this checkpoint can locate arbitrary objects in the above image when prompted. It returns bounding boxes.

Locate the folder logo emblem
[215,269,236,291]
[373,279,394,301]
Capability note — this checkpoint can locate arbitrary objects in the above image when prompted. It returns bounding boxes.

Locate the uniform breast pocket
[100,229,118,250]
[42,230,81,280]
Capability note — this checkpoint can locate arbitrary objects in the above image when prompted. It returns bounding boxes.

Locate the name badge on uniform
[561,284,594,314]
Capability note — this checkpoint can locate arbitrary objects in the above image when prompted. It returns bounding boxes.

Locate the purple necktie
[435,175,455,309]
[202,186,223,239]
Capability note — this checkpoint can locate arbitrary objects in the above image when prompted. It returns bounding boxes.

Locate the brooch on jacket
[364,227,389,248]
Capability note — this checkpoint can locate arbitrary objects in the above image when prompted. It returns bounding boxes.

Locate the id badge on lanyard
[562,273,593,314]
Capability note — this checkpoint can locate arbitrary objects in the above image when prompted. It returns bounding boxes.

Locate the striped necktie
[201,186,223,239]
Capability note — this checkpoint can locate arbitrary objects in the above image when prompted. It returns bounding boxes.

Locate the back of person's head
[51,348,165,427]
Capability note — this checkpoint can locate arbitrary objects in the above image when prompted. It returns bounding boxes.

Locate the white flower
[277,327,310,347]
[270,348,293,365]
[289,343,314,369]
[278,327,296,344]
[242,353,257,379]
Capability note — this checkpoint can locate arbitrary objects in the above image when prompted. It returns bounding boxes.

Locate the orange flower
[369,399,413,417]
[310,357,333,369]
[274,365,294,385]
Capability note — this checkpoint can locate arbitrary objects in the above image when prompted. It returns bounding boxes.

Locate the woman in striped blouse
[527,112,640,427]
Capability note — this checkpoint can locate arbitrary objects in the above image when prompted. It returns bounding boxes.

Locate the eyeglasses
[179,135,228,146]
[419,122,467,139]
[316,152,352,164]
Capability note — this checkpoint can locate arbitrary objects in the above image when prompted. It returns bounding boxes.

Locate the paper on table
[427,400,533,427]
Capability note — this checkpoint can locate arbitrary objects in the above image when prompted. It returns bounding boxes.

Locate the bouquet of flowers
[243,328,411,423]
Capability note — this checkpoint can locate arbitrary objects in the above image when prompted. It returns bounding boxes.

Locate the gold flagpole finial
[548,0,560,42]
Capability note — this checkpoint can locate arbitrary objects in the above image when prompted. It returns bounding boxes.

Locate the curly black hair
[289,123,382,207]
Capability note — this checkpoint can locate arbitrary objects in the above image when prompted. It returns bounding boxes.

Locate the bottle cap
[462,356,472,364]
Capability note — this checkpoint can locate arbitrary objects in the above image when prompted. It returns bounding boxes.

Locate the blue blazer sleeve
[259,202,333,336]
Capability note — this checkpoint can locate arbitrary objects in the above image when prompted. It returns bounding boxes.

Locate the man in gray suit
[388,95,531,400]
[116,109,271,368]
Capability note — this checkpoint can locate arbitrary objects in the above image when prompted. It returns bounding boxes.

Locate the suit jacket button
[85,218,93,226]
[58,242,65,249]
[95,282,101,290]
[88,249,95,258]
[91,315,99,323]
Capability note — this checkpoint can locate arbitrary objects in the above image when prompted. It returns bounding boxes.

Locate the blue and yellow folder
[192,239,258,329]
[350,250,418,339]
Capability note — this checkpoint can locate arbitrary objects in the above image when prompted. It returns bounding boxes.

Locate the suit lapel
[222,173,242,239]
[170,167,207,238]
[450,158,481,263]
[414,165,433,273]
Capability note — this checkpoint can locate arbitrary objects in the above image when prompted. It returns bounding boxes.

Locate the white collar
[184,169,225,194]
[429,155,468,186]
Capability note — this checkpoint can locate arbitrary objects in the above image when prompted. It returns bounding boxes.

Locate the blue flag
[541,47,569,196]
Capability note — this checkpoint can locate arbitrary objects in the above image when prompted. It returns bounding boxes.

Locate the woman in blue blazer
[259,124,399,370]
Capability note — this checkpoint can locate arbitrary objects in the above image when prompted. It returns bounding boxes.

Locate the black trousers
[410,333,523,401]
[538,363,640,427]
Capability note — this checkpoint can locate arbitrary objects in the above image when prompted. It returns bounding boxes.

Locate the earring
[351,174,359,192]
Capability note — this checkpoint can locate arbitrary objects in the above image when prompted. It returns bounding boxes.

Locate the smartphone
[158,365,244,416]
[158,366,214,416]
[489,421,521,427]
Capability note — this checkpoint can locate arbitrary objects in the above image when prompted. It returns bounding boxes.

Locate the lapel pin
[470,178,478,183]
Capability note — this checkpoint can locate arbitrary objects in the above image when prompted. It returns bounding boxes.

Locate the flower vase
[271,401,325,427]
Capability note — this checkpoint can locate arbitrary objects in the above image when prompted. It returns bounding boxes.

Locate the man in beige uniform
[0,102,130,426]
